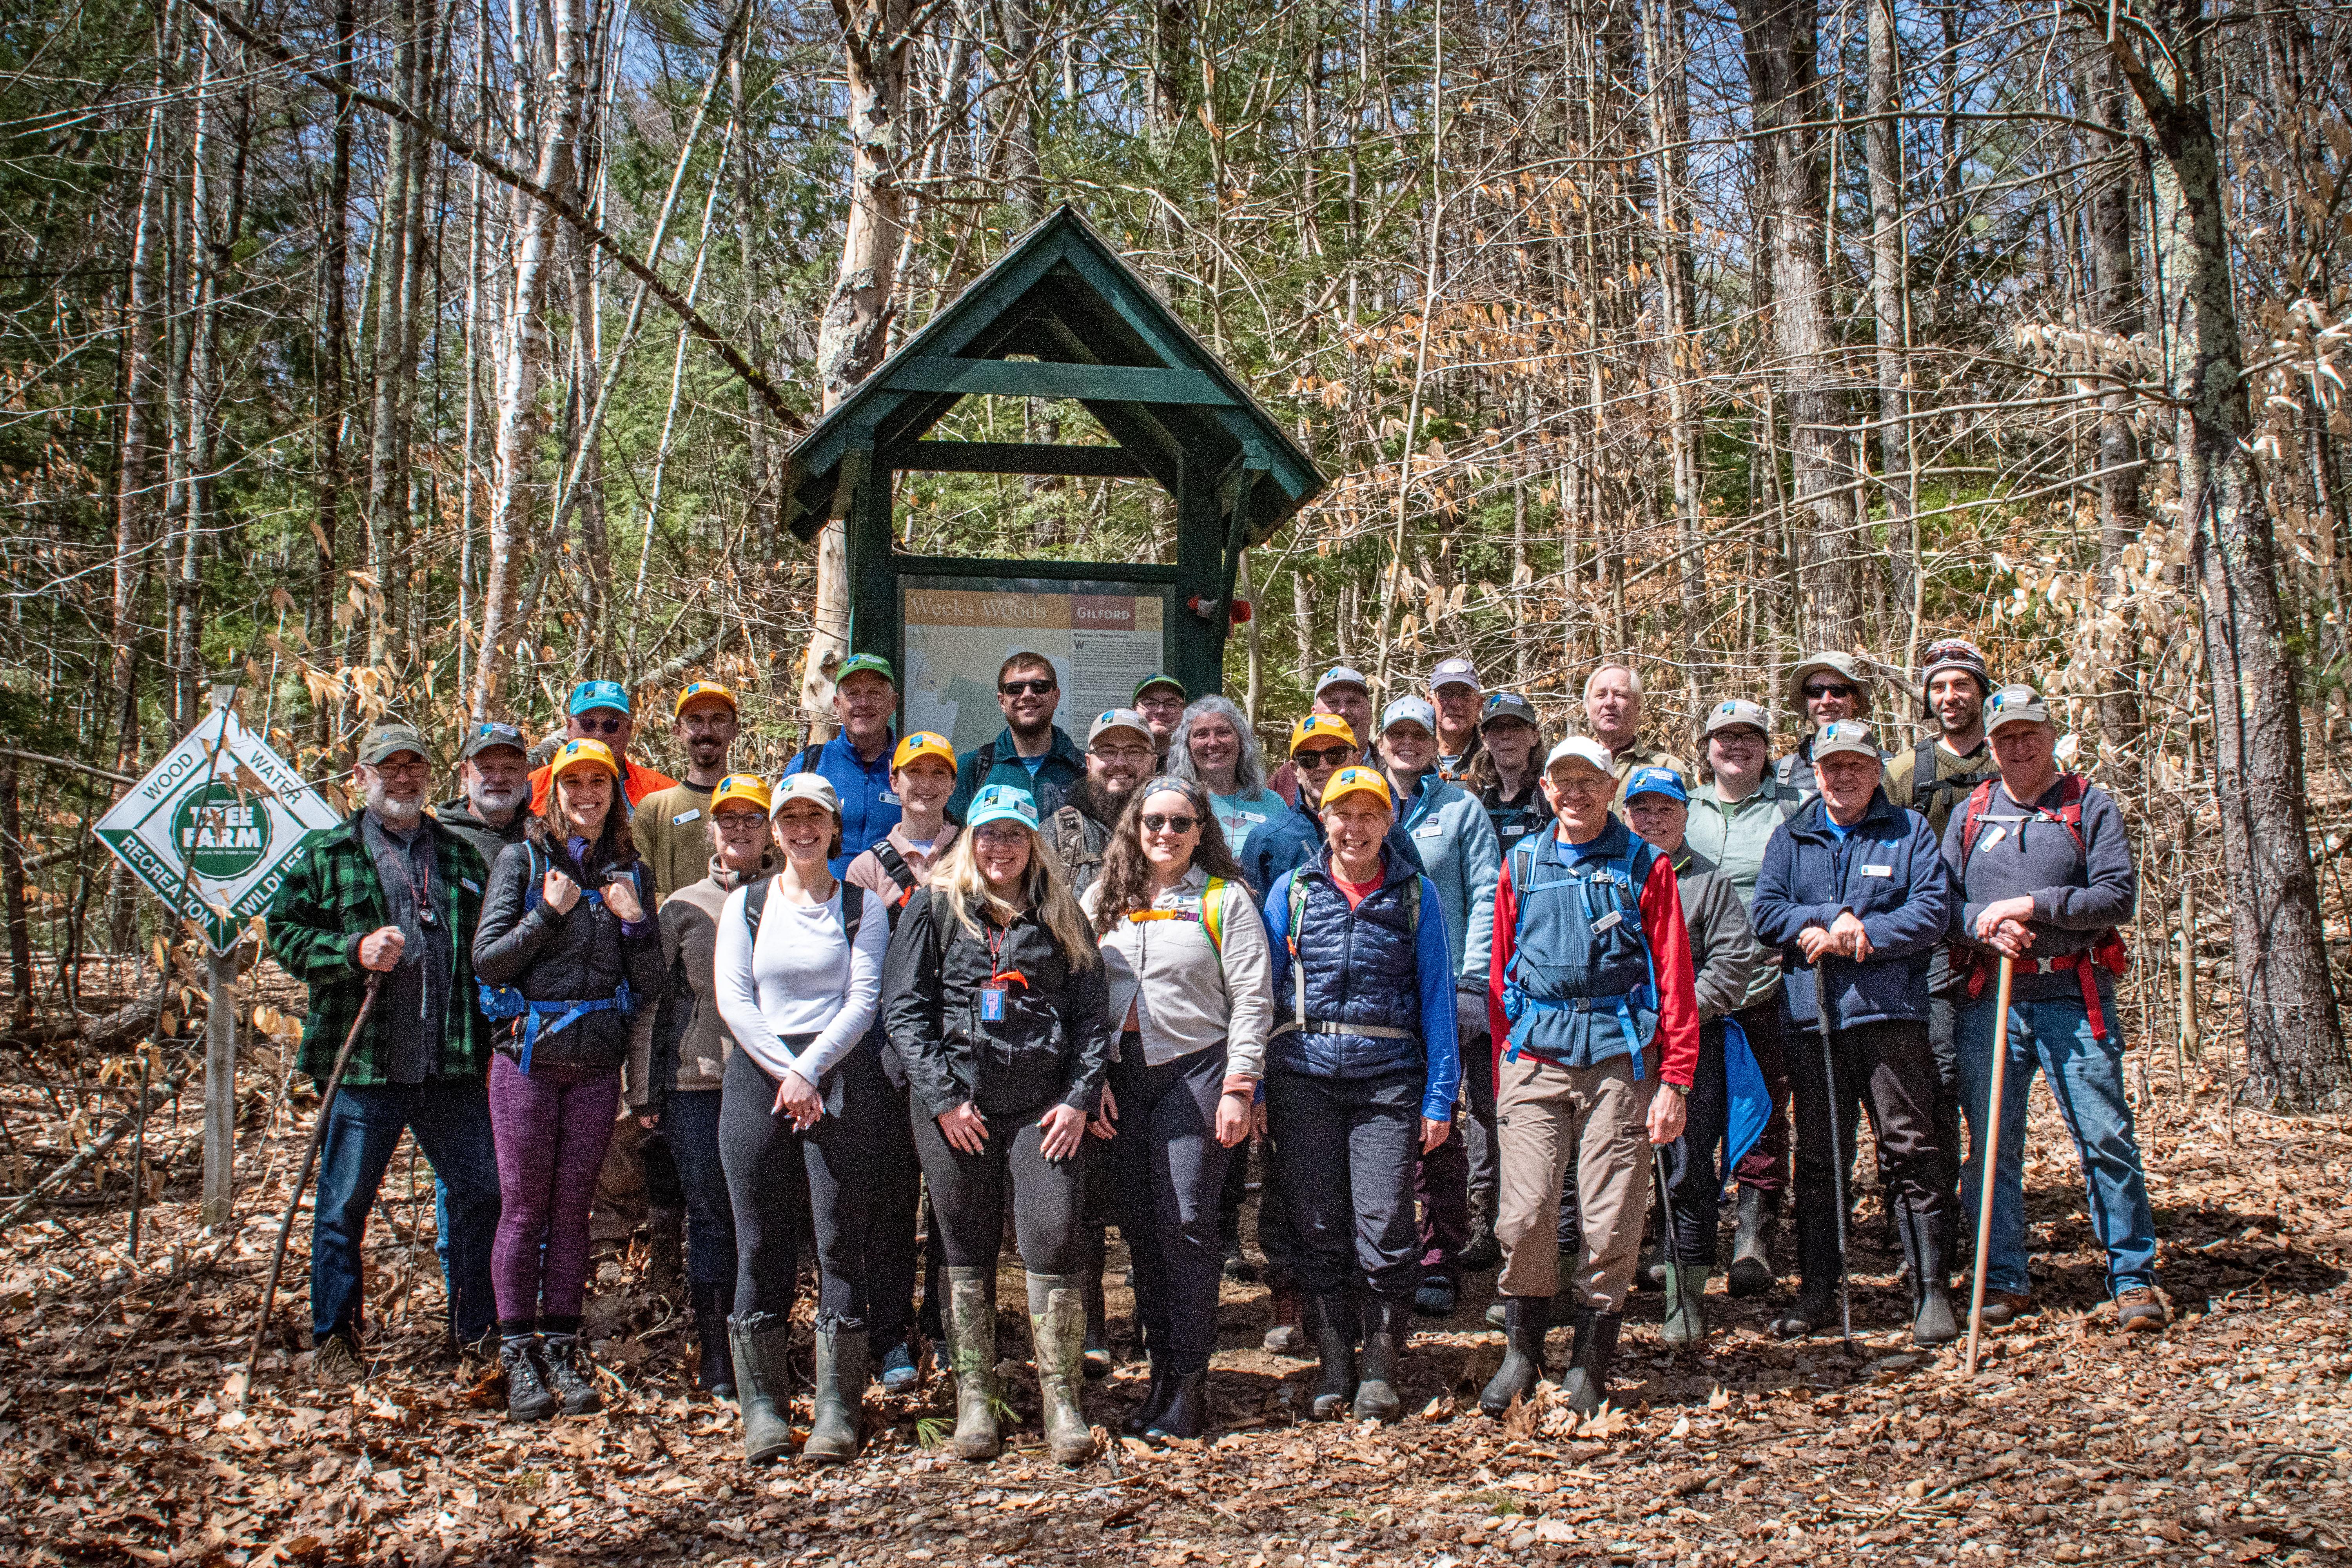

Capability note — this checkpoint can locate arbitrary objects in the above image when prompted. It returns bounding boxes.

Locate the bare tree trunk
[2110,1,2349,1109]
[310,0,355,738]
[1000,0,1041,219]
[1863,0,1911,647]
[114,5,177,769]
[1640,0,1704,661]
[2085,45,2145,761]
[365,0,418,673]
[730,54,774,555]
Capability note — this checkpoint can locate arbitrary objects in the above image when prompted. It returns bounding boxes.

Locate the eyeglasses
[1138,694,1184,711]
[973,824,1029,846]
[1091,744,1154,764]
[713,811,768,831]
[577,715,625,735]
[1294,746,1352,770]
[369,758,429,778]
[1000,679,1056,697]
[1802,682,1857,701]
[1140,813,1200,834]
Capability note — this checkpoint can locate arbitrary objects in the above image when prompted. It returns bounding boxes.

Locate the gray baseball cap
[1314,665,1371,699]
[1429,656,1481,694]
[1810,720,1882,762]
[1380,696,1438,735]
[1480,692,1540,730]
[1704,698,1771,736]
[1984,684,2053,733]
[357,723,428,766]
[461,719,529,760]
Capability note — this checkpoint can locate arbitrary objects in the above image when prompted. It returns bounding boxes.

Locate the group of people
[268,635,2163,1465]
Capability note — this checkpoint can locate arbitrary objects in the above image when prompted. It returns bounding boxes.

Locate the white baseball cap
[1543,736,1614,778]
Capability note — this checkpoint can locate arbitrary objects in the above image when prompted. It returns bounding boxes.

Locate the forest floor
[2,962,2350,1568]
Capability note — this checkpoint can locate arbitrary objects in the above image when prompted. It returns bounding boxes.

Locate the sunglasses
[1802,682,1857,701]
[1294,746,1352,770]
[577,715,625,735]
[1140,813,1200,834]
[1000,679,1056,697]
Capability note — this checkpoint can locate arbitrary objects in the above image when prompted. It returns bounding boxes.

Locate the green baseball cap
[836,653,896,686]
[1133,673,1185,704]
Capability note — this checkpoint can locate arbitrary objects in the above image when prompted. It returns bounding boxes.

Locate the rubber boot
[1081,1228,1112,1378]
[1027,1273,1097,1465]
[1147,1369,1208,1442]
[1557,1304,1621,1419]
[1769,1218,1843,1340]
[501,1336,556,1422]
[945,1268,1000,1461]
[1727,1187,1778,1298]
[803,1324,867,1463]
[692,1283,736,1402]
[540,1334,603,1416]
[1903,1207,1959,1347]
[1354,1297,1406,1423]
[1477,1296,1549,1418]
[1659,1264,1710,1347]
[1306,1293,1357,1419]
[1122,1351,1174,1437]
[728,1311,794,1463]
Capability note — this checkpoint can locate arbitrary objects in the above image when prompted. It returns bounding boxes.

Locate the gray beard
[367,785,424,827]
[470,788,520,822]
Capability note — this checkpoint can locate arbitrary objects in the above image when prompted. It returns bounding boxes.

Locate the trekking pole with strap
[1652,1142,1683,1347]
[241,971,382,1400]
[1963,954,2016,1377]
[1815,953,1852,1349]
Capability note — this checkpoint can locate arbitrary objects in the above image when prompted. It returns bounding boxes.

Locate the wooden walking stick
[240,972,382,1399]
[1963,955,2016,1376]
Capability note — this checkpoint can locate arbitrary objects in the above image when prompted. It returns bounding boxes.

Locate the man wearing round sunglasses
[944,652,1087,826]
[528,679,678,817]
[1771,652,1881,801]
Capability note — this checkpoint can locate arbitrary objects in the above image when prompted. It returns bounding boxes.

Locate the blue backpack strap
[1615,838,1659,1077]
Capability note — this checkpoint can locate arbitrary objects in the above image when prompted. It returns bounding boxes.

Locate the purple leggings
[488,1052,621,1324]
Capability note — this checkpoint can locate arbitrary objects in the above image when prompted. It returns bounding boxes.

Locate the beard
[367,779,424,826]
[471,783,521,818]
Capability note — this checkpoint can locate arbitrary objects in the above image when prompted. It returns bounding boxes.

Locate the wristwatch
[1661,1081,1691,1097]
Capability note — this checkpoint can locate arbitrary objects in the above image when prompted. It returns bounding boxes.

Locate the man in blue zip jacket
[1751,720,1958,1346]
[784,653,902,875]
[1263,766,1458,1425]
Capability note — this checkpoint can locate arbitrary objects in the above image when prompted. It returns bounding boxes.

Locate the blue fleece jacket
[1751,789,1952,1029]
[1394,769,1501,991]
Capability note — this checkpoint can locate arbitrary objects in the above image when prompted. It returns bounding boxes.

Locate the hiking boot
[1485,1298,1508,1329]
[1413,1274,1457,1317]
[501,1337,557,1422]
[1558,1304,1621,1419]
[1081,1232,1113,1379]
[1977,1290,2034,1328]
[879,1336,924,1394]
[946,1269,1000,1461]
[1727,1187,1778,1298]
[1027,1273,1096,1465]
[692,1283,736,1402]
[728,1311,794,1463]
[2114,1287,2167,1334]
[1635,1238,1665,1292]
[540,1334,603,1416]
[803,1324,867,1464]
[1263,1284,1307,1355]
[1771,1278,1840,1340]
[1147,1369,1208,1442]
[1459,1223,1503,1272]
[1123,1352,1174,1438]
[1223,1240,1259,1282]
[1354,1298,1406,1423]
[1478,1296,1548,1418]
[1306,1293,1358,1419]
[314,1330,366,1388]
[1659,1264,1710,1347]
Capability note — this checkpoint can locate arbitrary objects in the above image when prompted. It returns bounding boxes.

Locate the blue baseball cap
[965,784,1041,833]
[568,679,631,716]
[1623,766,1689,804]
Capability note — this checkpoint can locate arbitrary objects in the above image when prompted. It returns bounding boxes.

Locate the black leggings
[860,1063,923,1347]
[911,1094,1085,1277]
[720,1042,884,1327]
[1107,1039,1232,1373]
[1662,1022,1731,1267]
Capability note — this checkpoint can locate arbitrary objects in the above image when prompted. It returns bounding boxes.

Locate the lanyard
[381,828,437,928]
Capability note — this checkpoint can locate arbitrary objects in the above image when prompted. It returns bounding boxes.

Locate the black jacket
[472,837,666,1071]
[882,888,1113,1120]
[434,797,531,883]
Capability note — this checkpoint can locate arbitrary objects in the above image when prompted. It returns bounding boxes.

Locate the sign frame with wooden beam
[782,205,1325,715]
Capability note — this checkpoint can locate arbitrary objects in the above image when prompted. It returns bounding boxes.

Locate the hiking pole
[1814,955,1852,1350]
[1963,955,2016,1377]
[241,972,381,1400]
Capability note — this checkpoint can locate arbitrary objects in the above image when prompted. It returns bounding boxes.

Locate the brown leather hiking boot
[2114,1287,2167,1334]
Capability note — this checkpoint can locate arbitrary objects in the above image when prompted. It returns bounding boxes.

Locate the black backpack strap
[743,876,771,941]
[875,840,916,896]
[840,884,864,947]
[1910,740,1938,813]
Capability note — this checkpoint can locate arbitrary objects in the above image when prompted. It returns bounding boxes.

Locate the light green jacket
[1683,774,1806,1010]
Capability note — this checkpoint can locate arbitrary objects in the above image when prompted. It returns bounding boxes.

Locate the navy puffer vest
[1500,817,1659,1071]
[1271,851,1426,1081]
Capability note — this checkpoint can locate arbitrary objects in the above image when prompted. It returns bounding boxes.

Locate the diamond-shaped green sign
[96,709,346,953]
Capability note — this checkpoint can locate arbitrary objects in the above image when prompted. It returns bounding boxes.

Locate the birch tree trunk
[365,0,417,673]
[113,5,176,769]
[2109,0,2349,1108]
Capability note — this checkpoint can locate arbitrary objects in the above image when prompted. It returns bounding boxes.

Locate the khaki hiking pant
[1493,1046,1658,1312]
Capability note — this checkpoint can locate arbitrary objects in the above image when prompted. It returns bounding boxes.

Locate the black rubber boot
[803,1324,867,1463]
[1354,1298,1406,1422]
[1123,1351,1174,1437]
[1147,1369,1208,1441]
[1557,1305,1621,1418]
[501,1336,556,1422]
[539,1334,603,1416]
[1770,1213,1843,1339]
[1728,1187,1778,1298]
[1903,1206,1959,1346]
[692,1283,736,1402]
[729,1311,795,1462]
[1478,1295,1549,1418]
[1306,1294,1357,1419]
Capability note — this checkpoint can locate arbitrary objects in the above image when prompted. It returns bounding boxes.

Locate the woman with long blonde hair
[881,785,1112,1465]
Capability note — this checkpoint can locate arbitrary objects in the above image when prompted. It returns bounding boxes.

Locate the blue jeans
[312,1078,502,1343]
[1956,995,2157,1299]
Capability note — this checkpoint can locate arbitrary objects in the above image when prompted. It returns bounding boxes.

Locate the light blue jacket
[1394,771,1501,992]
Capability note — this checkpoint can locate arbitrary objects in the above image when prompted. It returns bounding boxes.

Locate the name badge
[1862,864,1893,878]
[1500,824,1530,841]
[978,986,1007,1024]
[1413,821,1445,839]
[459,877,481,895]
[671,808,702,826]
[1592,910,1623,933]
[880,791,902,806]
[1979,826,2008,852]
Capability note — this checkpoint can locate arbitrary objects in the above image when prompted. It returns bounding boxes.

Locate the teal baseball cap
[568,679,630,716]
[965,784,1041,833]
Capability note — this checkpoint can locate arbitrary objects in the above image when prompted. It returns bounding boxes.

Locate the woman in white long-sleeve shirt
[1082,776,1274,1442]
[713,773,889,1465]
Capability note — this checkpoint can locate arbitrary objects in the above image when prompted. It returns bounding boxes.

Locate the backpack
[1953,774,2131,1038]
[1908,739,1999,820]
[475,840,648,1072]
[871,840,921,927]
[742,875,866,949]
[1498,832,1659,1074]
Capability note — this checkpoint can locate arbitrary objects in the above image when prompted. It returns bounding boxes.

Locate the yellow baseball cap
[548,738,619,781]
[1320,765,1393,810]
[673,680,739,718]
[893,731,956,771]
[709,773,772,815]
[1290,713,1358,754]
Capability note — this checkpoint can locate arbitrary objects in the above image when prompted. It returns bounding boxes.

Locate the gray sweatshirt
[1666,843,1762,1023]
[1940,773,2136,1005]
[1083,865,1274,1080]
